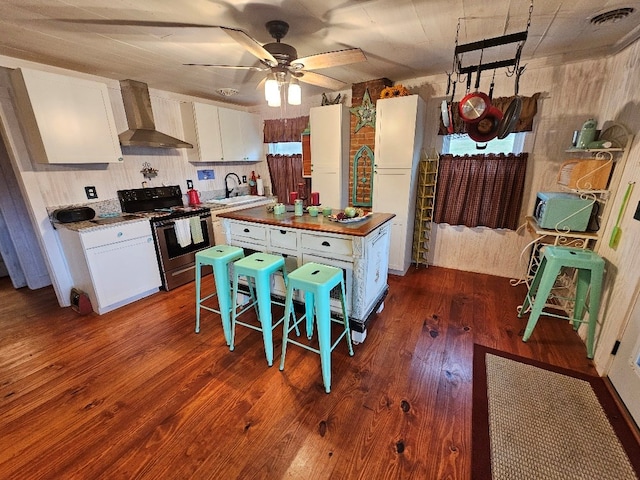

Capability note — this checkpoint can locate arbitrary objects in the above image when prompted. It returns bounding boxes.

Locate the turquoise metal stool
[279,262,354,393]
[518,245,605,359]
[195,245,245,344]
[230,252,296,366]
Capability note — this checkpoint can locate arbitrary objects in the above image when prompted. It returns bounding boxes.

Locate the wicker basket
[557,159,612,190]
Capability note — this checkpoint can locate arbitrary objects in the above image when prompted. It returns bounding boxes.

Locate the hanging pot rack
[444,0,533,143]
[447,0,533,98]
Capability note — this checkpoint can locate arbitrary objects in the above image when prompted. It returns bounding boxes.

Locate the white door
[310,104,344,169]
[375,96,418,169]
[608,284,640,427]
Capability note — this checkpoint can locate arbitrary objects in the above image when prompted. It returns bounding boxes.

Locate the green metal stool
[195,245,246,344]
[518,245,605,359]
[279,262,354,393]
[230,252,296,366]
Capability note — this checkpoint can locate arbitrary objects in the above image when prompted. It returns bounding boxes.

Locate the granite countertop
[218,206,395,237]
[54,196,277,232]
[52,214,149,232]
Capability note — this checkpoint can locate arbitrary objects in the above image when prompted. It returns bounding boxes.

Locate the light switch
[186,179,193,189]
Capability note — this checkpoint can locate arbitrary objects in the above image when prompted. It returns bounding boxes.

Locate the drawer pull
[322,241,330,247]
[280,230,287,234]
[243,228,250,233]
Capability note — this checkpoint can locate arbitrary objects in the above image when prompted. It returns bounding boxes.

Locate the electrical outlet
[242,175,247,183]
[84,186,98,199]
[186,179,193,189]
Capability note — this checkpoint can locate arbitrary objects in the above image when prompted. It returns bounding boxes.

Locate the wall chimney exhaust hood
[118,79,192,149]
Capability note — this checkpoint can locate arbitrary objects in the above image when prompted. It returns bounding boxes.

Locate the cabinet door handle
[117,232,123,237]
[322,241,330,247]
[244,228,250,233]
[280,230,287,234]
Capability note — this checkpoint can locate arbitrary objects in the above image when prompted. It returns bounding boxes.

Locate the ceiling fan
[184,20,367,92]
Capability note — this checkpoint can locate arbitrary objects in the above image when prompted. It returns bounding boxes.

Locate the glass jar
[294,199,303,216]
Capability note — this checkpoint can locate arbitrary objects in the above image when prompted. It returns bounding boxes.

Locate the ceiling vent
[590,7,635,25]
[216,88,239,97]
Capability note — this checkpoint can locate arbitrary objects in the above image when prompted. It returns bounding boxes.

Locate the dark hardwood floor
[0,267,600,479]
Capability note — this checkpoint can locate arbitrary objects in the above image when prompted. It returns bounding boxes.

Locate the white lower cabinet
[223,219,391,341]
[372,168,416,274]
[57,221,161,314]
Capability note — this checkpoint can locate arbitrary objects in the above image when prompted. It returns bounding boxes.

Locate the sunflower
[380,85,410,99]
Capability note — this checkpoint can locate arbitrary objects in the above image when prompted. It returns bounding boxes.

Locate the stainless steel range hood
[118,79,192,149]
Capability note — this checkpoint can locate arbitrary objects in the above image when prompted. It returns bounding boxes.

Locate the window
[268,142,302,155]
[442,132,526,155]
[435,132,529,230]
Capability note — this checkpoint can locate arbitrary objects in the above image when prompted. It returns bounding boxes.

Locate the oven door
[154,214,214,272]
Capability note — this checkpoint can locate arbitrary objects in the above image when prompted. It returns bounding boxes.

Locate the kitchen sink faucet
[225,172,241,198]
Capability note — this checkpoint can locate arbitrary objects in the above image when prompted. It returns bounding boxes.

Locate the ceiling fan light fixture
[288,77,301,105]
[267,95,281,107]
[265,74,279,102]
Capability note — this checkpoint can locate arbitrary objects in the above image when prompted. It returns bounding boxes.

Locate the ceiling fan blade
[296,71,348,90]
[221,27,277,67]
[255,77,267,91]
[58,19,223,28]
[184,64,267,71]
[292,48,366,70]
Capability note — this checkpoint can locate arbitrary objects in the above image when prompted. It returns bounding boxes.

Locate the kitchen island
[218,207,395,343]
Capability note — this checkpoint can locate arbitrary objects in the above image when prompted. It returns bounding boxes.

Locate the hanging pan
[467,106,504,143]
[441,100,451,131]
[458,91,491,124]
[497,96,522,139]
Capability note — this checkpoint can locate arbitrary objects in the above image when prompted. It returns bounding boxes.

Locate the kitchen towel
[189,215,204,244]
[174,218,192,248]
[256,177,264,196]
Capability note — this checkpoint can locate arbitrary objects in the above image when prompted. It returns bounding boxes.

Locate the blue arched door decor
[352,145,374,207]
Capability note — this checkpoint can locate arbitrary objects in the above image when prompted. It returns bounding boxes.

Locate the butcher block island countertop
[217,206,396,343]
[217,206,395,235]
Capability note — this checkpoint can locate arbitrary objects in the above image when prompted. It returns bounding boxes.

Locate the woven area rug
[472,344,640,480]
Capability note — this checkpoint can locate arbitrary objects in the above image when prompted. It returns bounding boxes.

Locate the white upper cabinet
[218,108,263,162]
[10,68,123,164]
[310,104,350,209]
[181,102,262,162]
[181,102,224,162]
[375,95,424,169]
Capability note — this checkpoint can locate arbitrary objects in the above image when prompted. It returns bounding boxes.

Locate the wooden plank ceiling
[0,0,638,105]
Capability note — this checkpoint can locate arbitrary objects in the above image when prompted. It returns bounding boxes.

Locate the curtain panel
[438,93,541,135]
[434,153,528,230]
[263,116,310,143]
[266,154,303,203]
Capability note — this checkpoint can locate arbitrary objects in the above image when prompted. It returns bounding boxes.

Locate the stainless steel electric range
[117,186,214,290]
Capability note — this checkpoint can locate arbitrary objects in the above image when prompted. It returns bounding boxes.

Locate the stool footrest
[199,305,221,315]
[235,314,287,333]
